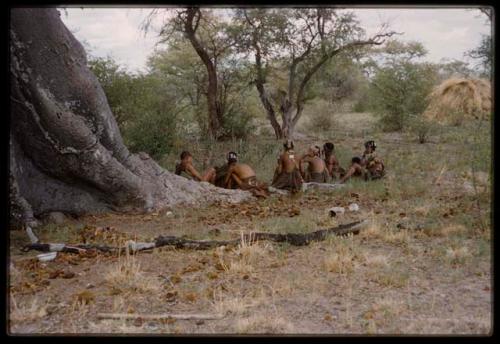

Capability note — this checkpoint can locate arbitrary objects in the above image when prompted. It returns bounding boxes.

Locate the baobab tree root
[21,220,368,255]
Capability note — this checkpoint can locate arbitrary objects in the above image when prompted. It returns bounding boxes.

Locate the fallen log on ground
[97,313,225,321]
[21,220,367,254]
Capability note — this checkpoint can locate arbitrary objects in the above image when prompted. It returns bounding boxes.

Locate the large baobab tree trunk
[9,8,250,228]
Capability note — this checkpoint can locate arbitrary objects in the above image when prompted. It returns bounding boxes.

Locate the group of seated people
[175,140,385,197]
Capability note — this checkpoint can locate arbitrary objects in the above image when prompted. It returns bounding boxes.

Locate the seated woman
[271,140,303,193]
[361,140,385,181]
[224,152,268,198]
[299,145,330,183]
[340,140,385,183]
[175,151,216,184]
[323,142,345,181]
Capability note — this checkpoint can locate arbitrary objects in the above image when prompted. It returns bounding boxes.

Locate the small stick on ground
[97,313,225,321]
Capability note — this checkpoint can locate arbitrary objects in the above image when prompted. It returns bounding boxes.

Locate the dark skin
[324,150,340,178]
[224,162,257,189]
[299,148,327,178]
[339,162,364,183]
[179,155,216,183]
[360,146,375,166]
[272,148,304,184]
[340,146,381,183]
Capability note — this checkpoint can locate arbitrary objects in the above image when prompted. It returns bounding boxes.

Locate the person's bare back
[230,163,256,181]
[305,155,326,173]
[325,154,338,174]
[300,146,327,174]
[280,150,299,173]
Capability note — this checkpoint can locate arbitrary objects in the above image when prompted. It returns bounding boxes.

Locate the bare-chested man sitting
[339,140,385,183]
[175,151,216,184]
[224,152,268,198]
[323,142,345,181]
[271,140,303,193]
[299,145,330,183]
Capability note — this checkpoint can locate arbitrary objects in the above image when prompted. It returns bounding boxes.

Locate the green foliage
[89,55,185,159]
[434,59,475,81]
[466,34,492,79]
[304,99,337,132]
[123,109,180,160]
[406,114,438,144]
[233,8,377,135]
[312,56,368,112]
[221,108,257,140]
[366,40,438,132]
[119,74,187,159]
[88,56,135,125]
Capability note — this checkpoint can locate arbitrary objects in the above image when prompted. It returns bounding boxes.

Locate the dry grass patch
[213,286,271,319]
[235,314,295,334]
[363,297,408,333]
[105,252,162,294]
[226,234,272,274]
[323,236,361,274]
[439,224,468,237]
[364,254,389,268]
[370,269,410,288]
[213,292,266,317]
[213,296,250,316]
[323,251,355,274]
[370,297,407,318]
[9,295,48,323]
[414,205,432,217]
[445,246,472,265]
[382,229,410,244]
[359,217,383,239]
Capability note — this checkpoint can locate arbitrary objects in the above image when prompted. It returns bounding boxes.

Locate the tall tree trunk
[250,38,283,140]
[183,8,223,140]
[280,107,295,140]
[9,8,250,228]
[254,82,283,139]
[206,65,222,138]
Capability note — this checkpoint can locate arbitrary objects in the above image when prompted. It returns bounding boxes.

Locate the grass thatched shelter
[424,78,492,124]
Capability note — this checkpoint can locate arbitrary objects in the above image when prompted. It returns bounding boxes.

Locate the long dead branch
[97,313,225,321]
[21,220,368,255]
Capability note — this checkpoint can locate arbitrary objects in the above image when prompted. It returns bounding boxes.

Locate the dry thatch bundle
[424,78,491,124]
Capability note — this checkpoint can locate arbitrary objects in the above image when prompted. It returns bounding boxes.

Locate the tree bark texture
[9,8,251,228]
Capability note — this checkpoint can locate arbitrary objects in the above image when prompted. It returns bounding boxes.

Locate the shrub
[367,41,439,132]
[370,61,437,131]
[304,99,337,132]
[123,109,181,160]
[406,114,438,144]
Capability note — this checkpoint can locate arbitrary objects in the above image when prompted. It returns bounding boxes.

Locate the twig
[97,313,225,321]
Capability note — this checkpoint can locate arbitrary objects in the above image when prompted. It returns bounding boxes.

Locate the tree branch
[292,31,398,125]
[22,220,368,254]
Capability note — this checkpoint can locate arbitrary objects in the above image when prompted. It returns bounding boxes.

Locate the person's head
[364,140,376,153]
[283,140,294,151]
[227,151,238,165]
[315,145,321,156]
[308,145,320,157]
[323,142,334,153]
[352,156,362,165]
[180,151,192,163]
